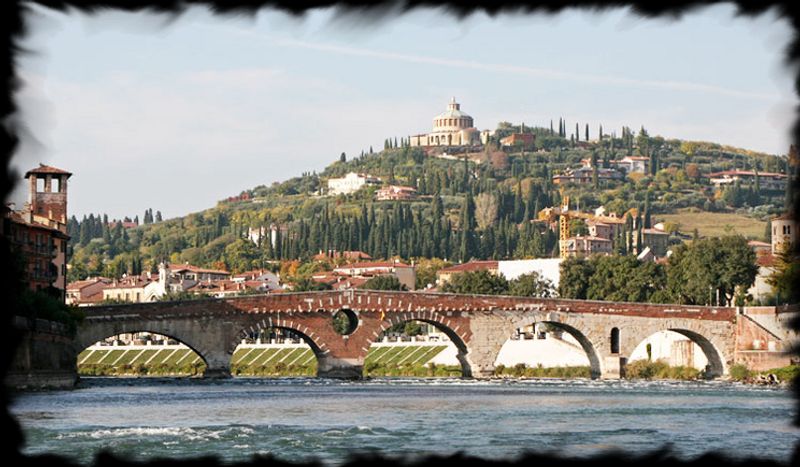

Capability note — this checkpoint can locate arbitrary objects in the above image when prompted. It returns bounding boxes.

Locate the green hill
[66,122,789,283]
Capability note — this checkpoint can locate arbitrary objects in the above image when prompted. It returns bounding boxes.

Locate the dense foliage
[441,270,555,297]
[558,235,757,306]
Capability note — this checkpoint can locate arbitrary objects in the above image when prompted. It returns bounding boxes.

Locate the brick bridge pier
[74,290,780,379]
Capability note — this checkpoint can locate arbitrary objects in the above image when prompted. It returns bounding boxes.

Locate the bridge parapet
[229,290,738,321]
[85,290,738,321]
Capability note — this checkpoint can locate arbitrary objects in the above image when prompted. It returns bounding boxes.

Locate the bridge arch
[503,314,604,379]
[77,326,213,365]
[230,318,328,358]
[75,329,209,376]
[372,311,472,377]
[626,327,727,378]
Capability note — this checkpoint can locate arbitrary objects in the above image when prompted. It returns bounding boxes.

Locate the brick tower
[24,164,72,232]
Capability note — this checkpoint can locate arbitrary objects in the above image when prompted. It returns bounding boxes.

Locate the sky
[8,3,797,220]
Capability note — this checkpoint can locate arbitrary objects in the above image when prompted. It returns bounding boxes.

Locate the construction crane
[559,196,572,259]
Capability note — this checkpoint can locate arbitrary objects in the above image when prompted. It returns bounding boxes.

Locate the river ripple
[9,377,800,465]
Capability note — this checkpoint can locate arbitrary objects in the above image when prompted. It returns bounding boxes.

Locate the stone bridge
[74,290,782,379]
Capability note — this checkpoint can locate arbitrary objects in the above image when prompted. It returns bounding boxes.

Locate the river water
[9,377,800,465]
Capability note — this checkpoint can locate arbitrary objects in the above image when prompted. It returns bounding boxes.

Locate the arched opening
[77,331,207,377]
[627,329,724,379]
[610,327,620,354]
[230,325,320,378]
[332,308,358,335]
[363,319,470,378]
[494,321,602,379]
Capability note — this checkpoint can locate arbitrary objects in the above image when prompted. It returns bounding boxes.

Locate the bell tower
[24,163,72,232]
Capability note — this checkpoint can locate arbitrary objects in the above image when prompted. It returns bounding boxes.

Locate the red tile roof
[169,263,230,275]
[747,240,771,248]
[24,164,72,178]
[335,261,411,269]
[757,254,777,268]
[707,170,786,178]
[439,261,499,273]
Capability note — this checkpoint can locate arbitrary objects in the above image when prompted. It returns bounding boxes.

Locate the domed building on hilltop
[409,97,491,147]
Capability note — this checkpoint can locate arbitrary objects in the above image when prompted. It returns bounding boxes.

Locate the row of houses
[553,157,789,192]
[67,263,281,306]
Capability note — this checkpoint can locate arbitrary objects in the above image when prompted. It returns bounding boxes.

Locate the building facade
[375,185,418,201]
[327,172,382,196]
[560,235,613,258]
[332,261,416,290]
[771,213,797,255]
[2,164,72,300]
[708,170,788,192]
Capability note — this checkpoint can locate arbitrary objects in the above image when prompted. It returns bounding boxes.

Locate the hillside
[65,122,790,282]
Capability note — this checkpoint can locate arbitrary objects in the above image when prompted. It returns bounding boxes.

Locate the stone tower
[24,164,72,232]
[771,213,797,255]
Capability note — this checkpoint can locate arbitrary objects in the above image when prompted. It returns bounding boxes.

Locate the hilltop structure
[409,97,491,147]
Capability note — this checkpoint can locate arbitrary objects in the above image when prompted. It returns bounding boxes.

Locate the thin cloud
[275,38,780,101]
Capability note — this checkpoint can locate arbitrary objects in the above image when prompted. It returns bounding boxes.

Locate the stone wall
[6,317,78,390]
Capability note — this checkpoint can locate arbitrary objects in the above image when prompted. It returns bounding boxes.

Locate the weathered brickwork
[73,290,776,379]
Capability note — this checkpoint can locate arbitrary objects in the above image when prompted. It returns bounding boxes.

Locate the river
[9,377,800,465]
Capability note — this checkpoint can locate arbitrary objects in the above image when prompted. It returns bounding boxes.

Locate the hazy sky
[9,4,796,220]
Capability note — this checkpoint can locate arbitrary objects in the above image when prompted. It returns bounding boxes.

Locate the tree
[459,193,477,262]
[361,274,407,291]
[637,126,650,156]
[291,277,332,292]
[764,219,771,243]
[767,242,800,305]
[586,255,667,303]
[474,192,499,231]
[666,236,757,305]
[508,271,555,297]
[155,211,163,222]
[223,238,260,272]
[441,270,508,295]
[558,257,594,299]
[340,152,346,163]
[414,258,450,290]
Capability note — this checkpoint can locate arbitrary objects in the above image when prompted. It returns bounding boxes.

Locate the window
[52,177,60,192]
[36,177,45,192]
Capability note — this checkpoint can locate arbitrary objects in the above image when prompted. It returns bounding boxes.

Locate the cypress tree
[459,192,476,262]
[585,123,589,141]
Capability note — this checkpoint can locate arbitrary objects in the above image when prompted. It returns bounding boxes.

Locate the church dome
[432,97,474,132]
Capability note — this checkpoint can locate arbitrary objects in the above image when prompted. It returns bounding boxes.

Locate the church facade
[409,98,491,147]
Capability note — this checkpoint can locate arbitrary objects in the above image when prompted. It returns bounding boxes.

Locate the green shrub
[729,363,751,381]
[761,365,799,382]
